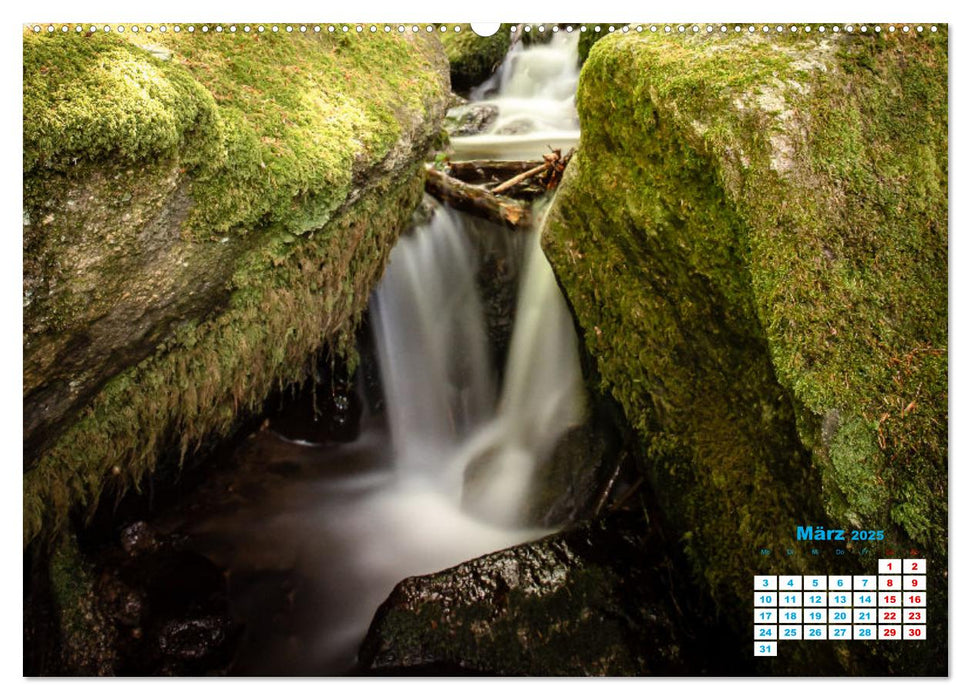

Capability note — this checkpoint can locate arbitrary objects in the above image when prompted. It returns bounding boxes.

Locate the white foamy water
[453,31,582,160]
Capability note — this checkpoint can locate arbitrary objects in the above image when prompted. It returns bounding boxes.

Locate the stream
[162,31,585,675]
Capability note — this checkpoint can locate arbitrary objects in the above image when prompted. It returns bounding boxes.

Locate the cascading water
[369,28,585,526]
[455,220,584,526]
[370,204,496,478]
[370,199,584,528]
[174,30,586,675]
[455,31,581,160]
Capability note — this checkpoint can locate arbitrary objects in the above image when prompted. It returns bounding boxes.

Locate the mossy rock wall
[23,28,450,545]
[438,25,512,93]
[542,28,947,665]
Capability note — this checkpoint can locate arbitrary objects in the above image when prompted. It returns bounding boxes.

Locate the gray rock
[445,104,500,137]
[358,513,718,675]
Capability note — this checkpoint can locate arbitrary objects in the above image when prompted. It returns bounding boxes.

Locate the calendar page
[20,0,951,683]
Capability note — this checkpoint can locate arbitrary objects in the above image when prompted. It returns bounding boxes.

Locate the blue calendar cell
[755,608,777,623]
[803,576,826,590]
[879,559,902,574]
[804,592,827,607]
[780,609,802,624]
[779,592,802,607]
[853,625,877,640]
[754,642,777,657]
[828,591,851,607]
[904,559,927,575]
[903,625,926,640]
[853,575,876,590]
[804,625,827,640]
[779,576,801,590]
[805,609,826,624]
[755,576,778,590]
[754,591,777,607]
[854,592,876,606]
[828,608,851,624]
[780,625,802,640]
[755,625,777,640]
[828,625,852,640]
[828,576,851,590]
[854,608,876,623]
[879,625,902,640]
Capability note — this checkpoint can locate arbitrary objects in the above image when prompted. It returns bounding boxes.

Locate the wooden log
[446,159,544,184]
[424,166,531,229]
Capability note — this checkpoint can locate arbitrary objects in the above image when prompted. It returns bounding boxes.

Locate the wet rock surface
[358,511,740,676]
[459,211,527,378]
[93,522,240,675]
[445,104,500,137]
[26,521,241,676]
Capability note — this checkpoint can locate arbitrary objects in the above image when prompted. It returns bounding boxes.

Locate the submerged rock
[445,103,500,137]
[542,29,948,674]
[359,513,729,676]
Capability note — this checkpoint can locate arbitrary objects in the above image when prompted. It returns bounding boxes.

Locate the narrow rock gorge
[23,23,948,678]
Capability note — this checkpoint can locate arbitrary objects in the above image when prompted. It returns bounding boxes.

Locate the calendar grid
[754,559,926,656]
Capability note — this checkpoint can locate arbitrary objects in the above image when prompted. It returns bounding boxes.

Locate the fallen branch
[490,148,574,195]
[491,161,551,195]
[424,165,531,229]
[447,159,544,185]
[592,457,625,519]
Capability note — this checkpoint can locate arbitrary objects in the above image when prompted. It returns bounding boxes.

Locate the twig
[490,161,551,195]
[592,458,625,519]
[608,476,646,513]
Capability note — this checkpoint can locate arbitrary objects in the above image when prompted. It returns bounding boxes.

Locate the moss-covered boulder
[23,27,450,545]
[438,25,512,93]
[542,28,947,672]
[576,25,610,64]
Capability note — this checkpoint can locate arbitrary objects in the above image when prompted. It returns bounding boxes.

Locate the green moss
[438,25,512,92]
[543,28,947,633]
[24,27,444,237]
[825,416,888,526]
[49,534,91,636]
[23,32,220,174]
[48,534,117,673]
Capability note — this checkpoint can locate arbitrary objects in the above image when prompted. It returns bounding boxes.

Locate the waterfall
[370,204,496,476]
[456,223,584,526]
[454,31,582,160]
[370,28,586,528]
[371,201,584,526]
